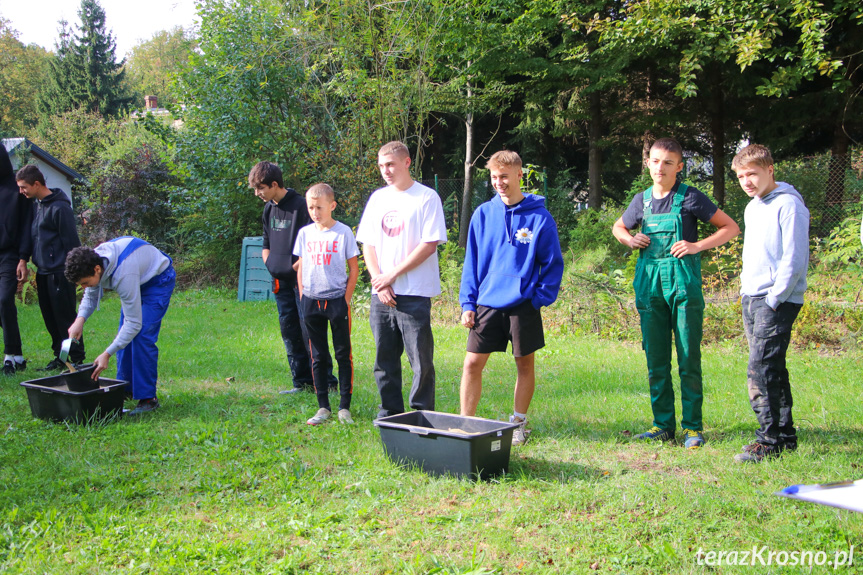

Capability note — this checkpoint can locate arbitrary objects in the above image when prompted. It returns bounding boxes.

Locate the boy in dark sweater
[249,161,334,393]
[0,146,33,376]
[17,164,85,369]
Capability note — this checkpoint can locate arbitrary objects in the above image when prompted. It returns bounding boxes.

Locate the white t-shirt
[293,221,359,299]
[356,181,447,297]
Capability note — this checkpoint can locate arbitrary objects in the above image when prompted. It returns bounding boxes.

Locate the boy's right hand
[629,232,650,249]
[68,317,85,341]
[461,311,475,329]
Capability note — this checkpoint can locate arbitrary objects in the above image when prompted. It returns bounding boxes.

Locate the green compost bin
[238,236,275,302]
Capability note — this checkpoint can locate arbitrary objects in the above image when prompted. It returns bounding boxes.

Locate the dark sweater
[0,147,33,263]
[261,188,309,280]
[32,189,81,274]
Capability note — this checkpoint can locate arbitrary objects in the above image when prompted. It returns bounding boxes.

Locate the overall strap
[642,188,653,218]
[110,237,149,278]
[670,183,688,214]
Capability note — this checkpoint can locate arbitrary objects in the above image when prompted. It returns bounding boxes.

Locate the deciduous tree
[0,19,50,136]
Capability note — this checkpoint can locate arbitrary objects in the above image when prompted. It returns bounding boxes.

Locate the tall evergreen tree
[37,0,130,118]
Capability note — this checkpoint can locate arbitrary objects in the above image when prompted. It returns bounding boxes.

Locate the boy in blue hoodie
[731,144,809,463]
[459,150,564,446]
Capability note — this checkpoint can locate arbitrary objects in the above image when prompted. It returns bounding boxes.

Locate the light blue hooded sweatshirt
[740,181,809,309]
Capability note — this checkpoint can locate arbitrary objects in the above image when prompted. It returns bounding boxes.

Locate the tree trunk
[587,89,603,209]
[707,66,726,207]
[459,84,475,248]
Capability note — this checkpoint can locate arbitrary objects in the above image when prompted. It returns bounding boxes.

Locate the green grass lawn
[1,289,861,574]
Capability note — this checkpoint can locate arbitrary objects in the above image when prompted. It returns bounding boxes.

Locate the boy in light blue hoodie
[458,150,564,446]
[731,144,809,463]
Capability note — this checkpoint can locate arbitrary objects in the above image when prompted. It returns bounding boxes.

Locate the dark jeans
[370,295,435,418]
[303,296,352,411]
[0,258,22,356]
[274,280,336,389]
[742,295,802,449]
[37,271,85,363]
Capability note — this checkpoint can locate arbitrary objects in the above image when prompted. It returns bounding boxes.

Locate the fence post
[434,174,439,194]
[543,169,547,196]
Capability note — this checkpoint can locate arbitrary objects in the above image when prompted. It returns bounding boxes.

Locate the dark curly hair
[65,247,103,283]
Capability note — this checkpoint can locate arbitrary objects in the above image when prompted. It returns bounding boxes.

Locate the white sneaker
[306,408,331,425]
[510,415,530,446]
[338,409,354,424]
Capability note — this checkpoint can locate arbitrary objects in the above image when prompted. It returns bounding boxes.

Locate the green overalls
[633,184,704,432]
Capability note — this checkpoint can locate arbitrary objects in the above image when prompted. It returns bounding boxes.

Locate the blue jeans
[742,295,802,449]
[116,266,175,400]
[370,295,435,418]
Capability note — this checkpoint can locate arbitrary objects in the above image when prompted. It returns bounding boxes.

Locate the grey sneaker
[510,415,530,446]
[338,409,354,424]
[307,408,331,425]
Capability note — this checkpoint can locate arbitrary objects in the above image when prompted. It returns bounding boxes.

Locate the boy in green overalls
[612,138,739,448]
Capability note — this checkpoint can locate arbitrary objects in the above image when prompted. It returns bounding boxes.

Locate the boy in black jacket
[249,161,334,393]
[0,146,33,376]
[17,165,85,369]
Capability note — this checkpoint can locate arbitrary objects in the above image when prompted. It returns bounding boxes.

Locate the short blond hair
[306,183,335,201]
[732,144,774,171]
[487,150,522,171]
[378,141,410,159]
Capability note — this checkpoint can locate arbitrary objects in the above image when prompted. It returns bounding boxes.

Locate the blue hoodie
[740,181,809,309]
[460,193,564,312]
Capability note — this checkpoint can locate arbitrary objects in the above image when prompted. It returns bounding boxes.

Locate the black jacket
[32,189,81,274]
[261,188,309,280]
[0,147,34,262]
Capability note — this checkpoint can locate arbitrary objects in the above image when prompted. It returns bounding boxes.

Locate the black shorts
[466,300,545,357]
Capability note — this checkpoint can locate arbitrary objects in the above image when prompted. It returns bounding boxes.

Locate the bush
[83,143,178,250]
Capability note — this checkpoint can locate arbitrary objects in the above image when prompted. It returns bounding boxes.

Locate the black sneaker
[2,359,26,376]
[734,442,781,463]
[37,358,66,371]
[128,398,160,416]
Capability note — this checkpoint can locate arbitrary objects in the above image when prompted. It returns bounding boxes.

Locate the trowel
[58,338,78,373]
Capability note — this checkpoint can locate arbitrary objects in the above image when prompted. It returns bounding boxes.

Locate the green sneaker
[634,426,673,442]
[683,430,704,449]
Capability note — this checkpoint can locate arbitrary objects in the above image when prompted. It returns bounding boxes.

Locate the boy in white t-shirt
[294,184,360,424]
[355,141,448,418]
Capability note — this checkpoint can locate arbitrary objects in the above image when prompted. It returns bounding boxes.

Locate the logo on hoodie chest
[271,217,292,232]
[515,227,534,244]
